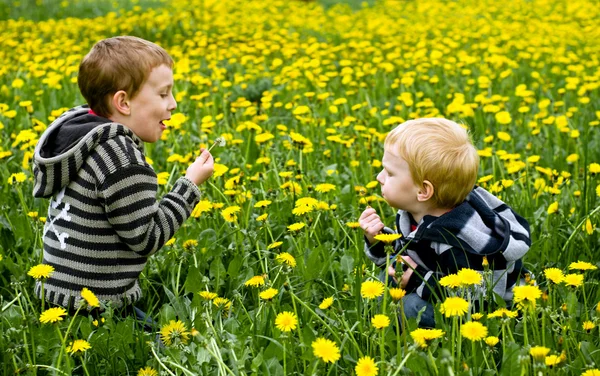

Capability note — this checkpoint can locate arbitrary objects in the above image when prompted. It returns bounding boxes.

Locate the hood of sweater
[397,186,531,262]
[32,105,145,198]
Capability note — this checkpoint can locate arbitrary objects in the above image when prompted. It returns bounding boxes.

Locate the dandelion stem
[150,343,177,376]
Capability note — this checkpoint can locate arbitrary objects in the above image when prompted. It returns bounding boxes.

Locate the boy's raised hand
[359,206,385,244]
[185,148,214,186]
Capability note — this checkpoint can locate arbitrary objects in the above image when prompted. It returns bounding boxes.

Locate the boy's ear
[417,180,434,202]
[111,90,131,116]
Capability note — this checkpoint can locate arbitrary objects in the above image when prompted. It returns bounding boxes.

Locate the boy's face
[377,147,421,211]
[125,64,176,143]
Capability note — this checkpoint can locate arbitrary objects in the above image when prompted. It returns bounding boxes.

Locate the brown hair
[385,118,479,208]
[78,36,173,118]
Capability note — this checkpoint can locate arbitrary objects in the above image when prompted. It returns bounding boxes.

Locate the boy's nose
[376,171,384,184]
[169,94,177,111]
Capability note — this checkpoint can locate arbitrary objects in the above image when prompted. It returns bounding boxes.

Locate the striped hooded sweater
[33,105,201,309]
[365,186,531,302]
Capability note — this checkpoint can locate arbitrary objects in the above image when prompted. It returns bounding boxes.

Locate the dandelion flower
[346,222,360,228]
[319,297,334,310]
[27,264,54,279]
[361,280,385,299]
[583,321,595,332]
[267,241,283,250]
[513,285,542,306]
[275,311,298,332]
[371,314,390,329]
[287,222,306,232]
[488,308,518,319]
[66,339,91,355]
[221,205,241,222]
[410,328,444,348]
[457,268,482,286]
[199,291,217,300]
[244,275,265,287]
[254,200,272,208]
[440,296,469,318]
[439,274,461,289]
[138,367,158,376]
[39,307,67,324]
[373,234,401,243]
[81,288,99,308]
[544,268,564,284]
[472,313,484,321]
[312,338,341,363]
[315,183,336,193]
[160,320,190,346]
[545,354,563,367]
[529,346,550,361]
[569,261,597,271]
[213,297,232,310]
[547,202,559,214]
[563,273,584,287]
[389,287,406,301]
[460,321,488,341]
[259,288,278,301]
[485,336,499,347]
[355,356,378,376]
[275,252,296,267]
[582,370,600,376]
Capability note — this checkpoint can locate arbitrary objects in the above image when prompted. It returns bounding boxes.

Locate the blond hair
[385,118,479,208]
[78,36,173,118]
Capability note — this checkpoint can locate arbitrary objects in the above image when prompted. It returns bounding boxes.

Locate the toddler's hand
[185,148,214,186]
[389,255,417,289]
[359,206,385,244]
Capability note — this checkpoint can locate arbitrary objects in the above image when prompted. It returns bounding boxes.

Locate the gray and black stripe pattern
[33,106,201,309]
[365,186,531,302]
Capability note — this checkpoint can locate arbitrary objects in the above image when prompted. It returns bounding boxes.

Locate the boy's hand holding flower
[388,255,417,288]
[359,207,385,244]
[185,148,214,185]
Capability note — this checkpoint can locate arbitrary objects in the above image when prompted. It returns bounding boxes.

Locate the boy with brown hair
[32,36,213,317]
[359,118,530,327]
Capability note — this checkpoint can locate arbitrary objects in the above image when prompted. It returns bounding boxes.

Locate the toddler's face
[377,147,420,211]
[126,64,176,143]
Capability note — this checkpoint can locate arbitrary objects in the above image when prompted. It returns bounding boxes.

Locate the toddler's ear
[111,90,131,116]
[417,180,434,202]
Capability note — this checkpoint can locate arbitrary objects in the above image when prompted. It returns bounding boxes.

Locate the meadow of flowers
[1,0,599,374]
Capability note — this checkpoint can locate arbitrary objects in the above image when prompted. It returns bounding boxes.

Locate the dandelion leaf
[184,265,202,295]
[500,342,522,376]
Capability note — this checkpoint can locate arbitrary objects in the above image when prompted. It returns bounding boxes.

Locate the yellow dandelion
[529,346,550,361]
[315,183,336,193]
[569,261,597,271]
[221,205,241,222]
[199,291,218,300]
[563,273,584,287]
[244,275,265,287]
[319,296,334,310]
[287,222,306,232]
[373,233,401,243]
[355,356,378,376]
[485,336,499,347]
[346,222,360,228]
[583,321,595,332]
[513,285,542,306]
[544,268,565,284]
[582,370,600,376]
[371,314,390,329]
[457,268,482,286]
[39,307,67,324]
[81,288,99,308]
[312,338,341,363]
[545,354,563,367]
[259,288,278,301]
[361,280,385,299]
[254,200,272,208]
[389,287,406,301]
[66,339,91,355]
[27,264,54,279]
[488,308,518,319]
[439,274,462,289]
[410,328,444,348]
[267,241,283,250]
[440,296,469,318]
[275,252,296,267]
[160,320,190,346]
[138,366,159,376]
[275,311,298,332]
[460,321,488,341]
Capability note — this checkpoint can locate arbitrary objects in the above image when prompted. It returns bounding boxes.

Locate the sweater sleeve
[98,164,201,256]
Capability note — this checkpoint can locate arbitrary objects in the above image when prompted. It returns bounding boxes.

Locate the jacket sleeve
[98,164,201,256]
